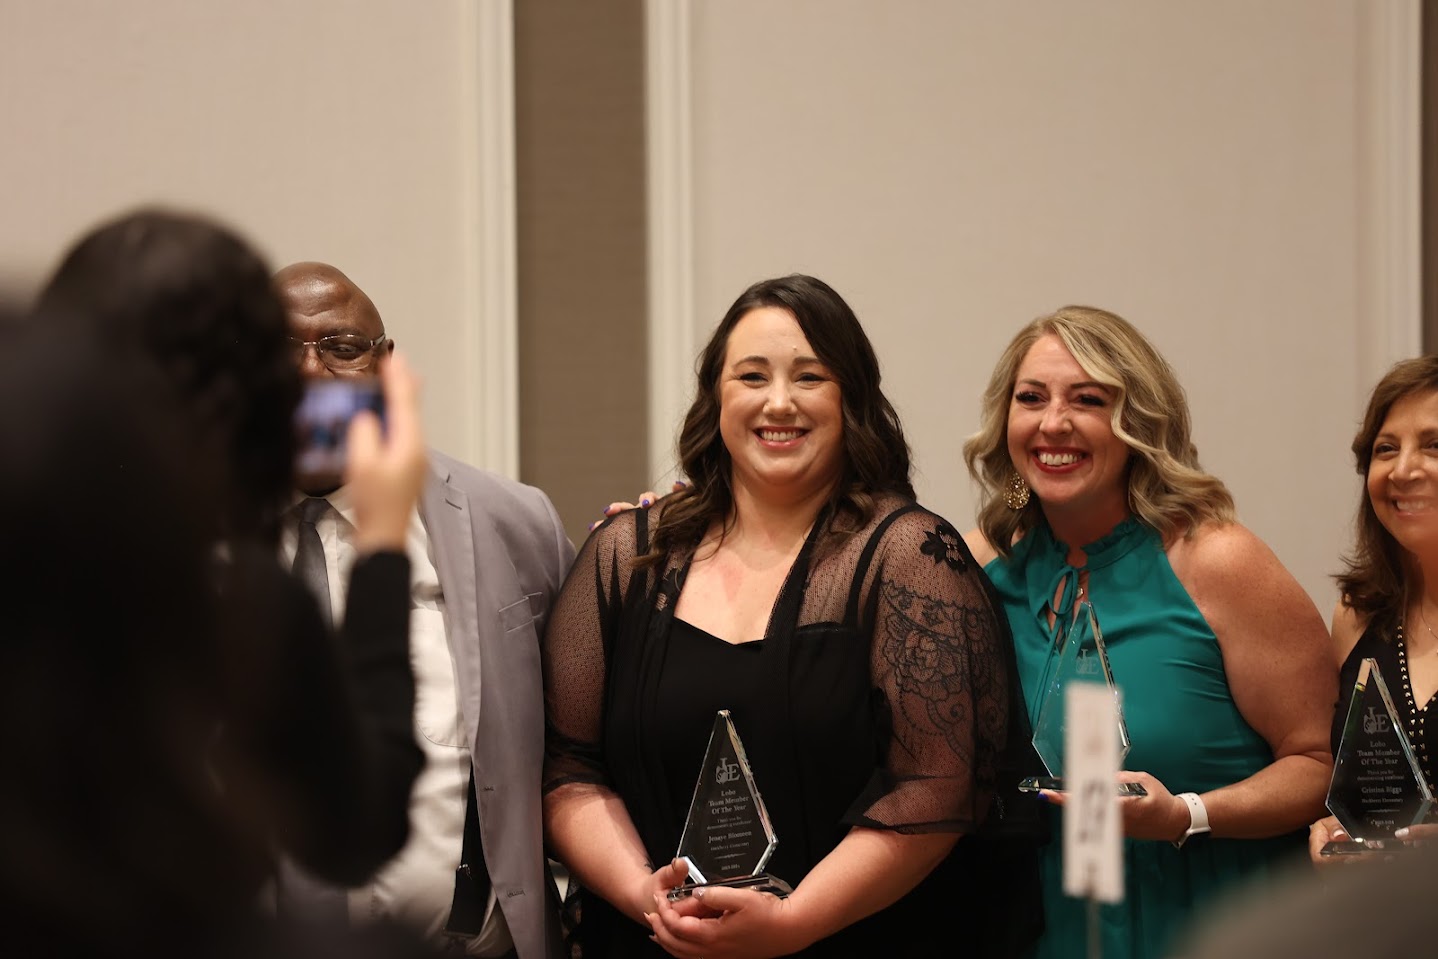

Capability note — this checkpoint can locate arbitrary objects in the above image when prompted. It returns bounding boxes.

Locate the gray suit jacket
[420,450,574,959]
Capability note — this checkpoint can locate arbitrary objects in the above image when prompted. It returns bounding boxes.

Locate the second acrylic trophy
[1018,599,1147,797]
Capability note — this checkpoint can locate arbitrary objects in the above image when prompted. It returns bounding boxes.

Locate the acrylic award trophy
[1321,657,1433,855]
[1018,599,1147,797]
[666,710,792,901]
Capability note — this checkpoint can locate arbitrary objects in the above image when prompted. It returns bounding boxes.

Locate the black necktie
[276,496,348,924]
[293,497,333,629]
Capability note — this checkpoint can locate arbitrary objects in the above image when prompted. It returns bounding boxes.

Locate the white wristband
[1172,792,1210,848]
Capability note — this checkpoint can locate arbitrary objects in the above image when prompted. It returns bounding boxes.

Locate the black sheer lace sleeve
[542,509,644,793]
[845,509,1013,834]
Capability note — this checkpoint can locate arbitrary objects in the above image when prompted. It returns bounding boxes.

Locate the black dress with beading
[1334,618,1437,784]
[543,496,1043,958]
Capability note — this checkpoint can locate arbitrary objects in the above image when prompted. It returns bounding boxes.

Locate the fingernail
[1396,828,1410,839]
[1036,792,1049,803]
[694,887,706,899]
[588,521,598,532]
[676,480,688,488]
[602,504,613,514]
[640,498,651,507]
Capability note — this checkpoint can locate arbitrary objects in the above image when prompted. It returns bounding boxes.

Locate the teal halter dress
[985,517,1305,959]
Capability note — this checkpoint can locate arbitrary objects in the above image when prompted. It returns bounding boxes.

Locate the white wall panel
[0,0,514,472]
[650,0,1419,612]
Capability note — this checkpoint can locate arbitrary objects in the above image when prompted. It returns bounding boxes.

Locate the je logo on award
[716,758,741,784]
[1363,706,1392,735]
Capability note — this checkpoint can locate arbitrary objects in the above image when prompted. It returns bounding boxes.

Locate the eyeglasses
[288,334,387,372]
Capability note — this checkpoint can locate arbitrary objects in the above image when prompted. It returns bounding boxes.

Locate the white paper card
[1061,682,1124,903]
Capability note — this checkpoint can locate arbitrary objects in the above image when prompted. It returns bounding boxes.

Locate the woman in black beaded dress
[1310,355,1438,861]
[542,275,1041,958]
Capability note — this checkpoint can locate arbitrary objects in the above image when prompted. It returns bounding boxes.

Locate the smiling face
[718,306,844,505]
[1006,334,1132,543]
[1367,389,1438,561]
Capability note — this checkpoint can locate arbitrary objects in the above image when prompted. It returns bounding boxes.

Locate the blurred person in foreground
[1309,356,1438,862]
[271,261,574,959]
[0,316,244,955]
[963,306,1335,959]
[542,274,1040,958]
[24,210,429,938]
[1182,833,1438,959]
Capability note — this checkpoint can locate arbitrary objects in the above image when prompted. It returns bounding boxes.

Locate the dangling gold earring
[1004,470,1031,510]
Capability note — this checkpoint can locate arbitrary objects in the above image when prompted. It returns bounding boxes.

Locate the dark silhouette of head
[36,208,300,543]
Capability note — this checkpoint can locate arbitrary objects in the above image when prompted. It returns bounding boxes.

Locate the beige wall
[0,0,491,467]
[669,0,1419,611]
[0,1,1423,597]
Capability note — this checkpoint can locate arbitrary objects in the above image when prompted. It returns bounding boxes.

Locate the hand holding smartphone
[292,354,427,550]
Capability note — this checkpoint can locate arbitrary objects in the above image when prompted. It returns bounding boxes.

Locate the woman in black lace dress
[1310,355,1438,861]
[542,275,1040,959]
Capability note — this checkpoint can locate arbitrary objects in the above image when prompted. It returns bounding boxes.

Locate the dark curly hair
[36,209,300,544]
[646,274,913,564]
[1337,355,1438,636]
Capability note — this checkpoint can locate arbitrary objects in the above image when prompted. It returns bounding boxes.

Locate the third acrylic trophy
[1321,657,1433,855]
[1018,599,1147,797]
[666,710,793,900]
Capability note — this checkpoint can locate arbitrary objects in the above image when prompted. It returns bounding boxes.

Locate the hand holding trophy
[666,711,793,901]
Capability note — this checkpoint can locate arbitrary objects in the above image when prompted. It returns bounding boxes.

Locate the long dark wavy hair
[1337,355,1438,637]
[36,208,300,545]
[645,274,913,565]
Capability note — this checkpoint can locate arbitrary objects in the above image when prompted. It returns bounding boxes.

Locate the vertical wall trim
[470,0,519,477]
[1361,0,1422,390]
[645,0,697,484]
[1424,0,1438,353]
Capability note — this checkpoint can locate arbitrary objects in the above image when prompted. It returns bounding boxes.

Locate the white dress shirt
[282,490,510,956]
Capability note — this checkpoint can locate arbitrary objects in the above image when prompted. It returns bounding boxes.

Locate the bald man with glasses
[272,263,573,959]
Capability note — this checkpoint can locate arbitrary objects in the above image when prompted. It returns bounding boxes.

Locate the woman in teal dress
[961,306,1337,959]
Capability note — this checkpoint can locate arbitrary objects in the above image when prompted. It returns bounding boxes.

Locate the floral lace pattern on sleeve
[850,513,1011,832]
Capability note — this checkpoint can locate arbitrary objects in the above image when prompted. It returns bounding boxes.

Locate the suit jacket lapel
[421,464,486,757]
[421,461,526,767]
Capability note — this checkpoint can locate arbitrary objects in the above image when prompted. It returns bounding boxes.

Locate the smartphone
[294,378,385,488]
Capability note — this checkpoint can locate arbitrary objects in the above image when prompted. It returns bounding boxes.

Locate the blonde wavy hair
[962,306,1234,557]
